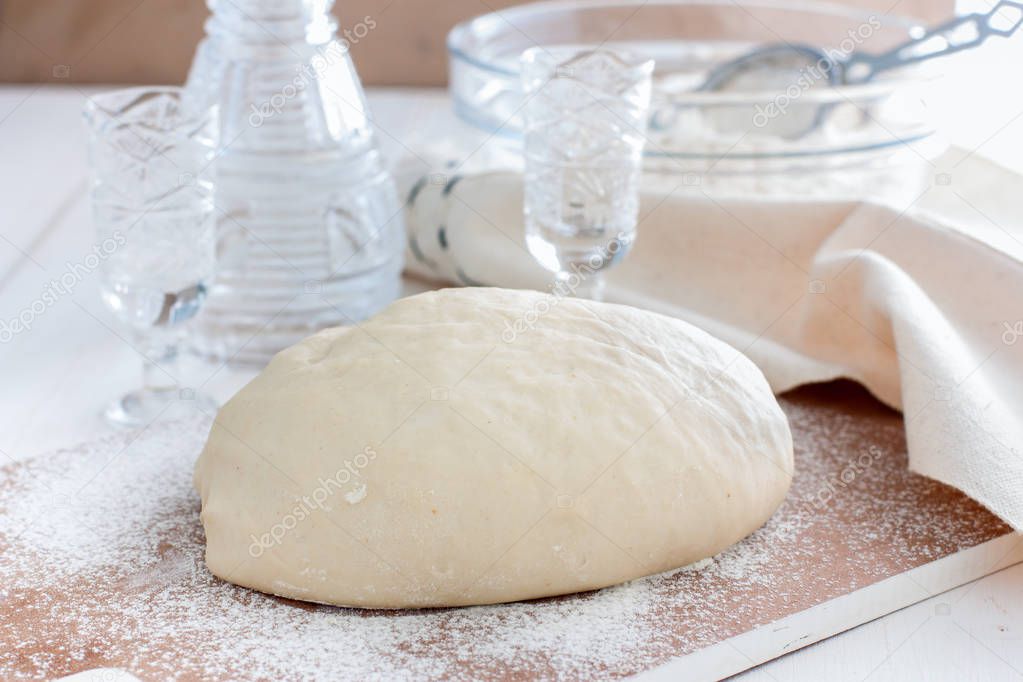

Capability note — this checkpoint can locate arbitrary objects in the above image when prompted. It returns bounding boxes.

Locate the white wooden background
[1,32,1022,680]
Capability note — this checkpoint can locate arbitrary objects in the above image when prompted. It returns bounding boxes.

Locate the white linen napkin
[396,155,1023,530]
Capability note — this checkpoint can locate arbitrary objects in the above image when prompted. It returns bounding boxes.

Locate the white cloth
[397,155,1023,530]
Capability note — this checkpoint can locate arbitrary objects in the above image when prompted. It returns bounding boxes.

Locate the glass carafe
[186,0,404,365]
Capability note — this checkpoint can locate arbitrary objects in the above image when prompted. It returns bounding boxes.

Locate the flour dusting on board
[0,384,1009,680]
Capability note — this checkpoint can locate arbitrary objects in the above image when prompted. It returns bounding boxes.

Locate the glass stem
[556,270,606,302]
[139,328,181,395]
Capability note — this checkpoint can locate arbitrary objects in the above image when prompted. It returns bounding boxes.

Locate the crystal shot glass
[84,87,219,427]
[520,47,654,301]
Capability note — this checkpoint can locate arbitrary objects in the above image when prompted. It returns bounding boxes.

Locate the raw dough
[194,287,793,608]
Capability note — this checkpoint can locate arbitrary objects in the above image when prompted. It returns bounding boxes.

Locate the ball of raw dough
[194,287,793,608]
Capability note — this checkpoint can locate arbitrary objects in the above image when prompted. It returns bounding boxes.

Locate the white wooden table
[1,79,1021,681]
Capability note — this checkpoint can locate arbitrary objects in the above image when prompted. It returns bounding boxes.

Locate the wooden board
[0,381,1018,681]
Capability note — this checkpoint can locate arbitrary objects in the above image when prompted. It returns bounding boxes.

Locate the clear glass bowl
[448,0,947,199]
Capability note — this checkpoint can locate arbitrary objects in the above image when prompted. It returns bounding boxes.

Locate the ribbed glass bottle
[186,0,404,364]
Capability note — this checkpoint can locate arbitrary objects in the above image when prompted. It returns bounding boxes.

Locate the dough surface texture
[194,287,793,608]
